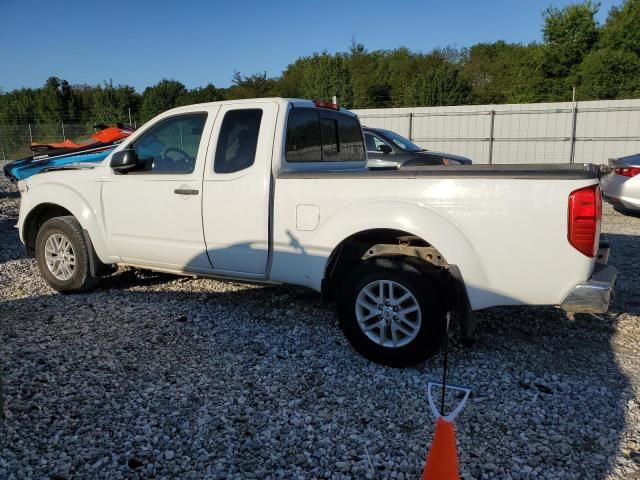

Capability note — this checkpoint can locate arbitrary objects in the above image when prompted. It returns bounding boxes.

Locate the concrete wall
[352,99,640,165]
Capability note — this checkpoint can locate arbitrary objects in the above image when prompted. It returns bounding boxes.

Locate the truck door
[101,109,217,270]
[202,102,278,275]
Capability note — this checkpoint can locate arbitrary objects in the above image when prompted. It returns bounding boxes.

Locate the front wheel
[35,216,100,293]
[337,257,447,367]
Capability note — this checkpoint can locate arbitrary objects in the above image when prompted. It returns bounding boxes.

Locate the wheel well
[23,203,73,257]
[323,228,475,338]
[323,228,449,294]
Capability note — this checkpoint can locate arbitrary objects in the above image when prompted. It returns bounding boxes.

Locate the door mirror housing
[378,144,393,154]
[110,148,141,173]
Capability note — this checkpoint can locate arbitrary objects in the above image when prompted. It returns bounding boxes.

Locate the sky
[0,0,622,93]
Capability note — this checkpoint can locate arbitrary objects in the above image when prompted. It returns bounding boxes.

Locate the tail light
[568,185,602,257]
[614,167,640,177]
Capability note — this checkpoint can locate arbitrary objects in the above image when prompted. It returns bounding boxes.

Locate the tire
[337,257,447,367]
[613,205,640,218]
[35,216,100,293]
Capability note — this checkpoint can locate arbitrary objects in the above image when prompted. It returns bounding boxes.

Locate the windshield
[380,129,423,152]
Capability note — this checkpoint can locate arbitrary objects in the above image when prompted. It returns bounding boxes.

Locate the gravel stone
[0,163,639,479]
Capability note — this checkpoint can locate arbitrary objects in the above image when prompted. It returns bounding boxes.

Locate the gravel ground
[0,166,639,480]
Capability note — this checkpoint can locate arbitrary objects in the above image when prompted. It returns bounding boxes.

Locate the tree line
[1,0,639,127]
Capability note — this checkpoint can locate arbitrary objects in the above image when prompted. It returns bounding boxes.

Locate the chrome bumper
[560,263,617,314]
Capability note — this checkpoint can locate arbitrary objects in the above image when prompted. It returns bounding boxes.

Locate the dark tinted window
[365,133,377,152]
[365,133,392,153]
[338,115,366,161]
[380,129,422,152]
[285,109,322,162]
[133,113,207,173]
[214,109,263,174]
[286,108,365,162]
[321,118,339,161]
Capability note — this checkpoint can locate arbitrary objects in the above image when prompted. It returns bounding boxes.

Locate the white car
[15,98,616,366]
[601,153,640,214]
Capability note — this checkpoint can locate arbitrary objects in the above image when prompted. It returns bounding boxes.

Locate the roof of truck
[160,98,357,117]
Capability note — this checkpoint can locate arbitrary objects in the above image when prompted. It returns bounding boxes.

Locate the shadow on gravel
[613,206,640,218]
[0,218,25,264]
[0,268,635,479]
[466,302,633,477]
[0,190,19,200]
[99,268,182,290]
[605,233,640,315]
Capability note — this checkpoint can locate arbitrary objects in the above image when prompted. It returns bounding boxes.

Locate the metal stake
[408,112,414,141]
[488,110,496,165]
[0,127,5,161]
[440,312,451,415]
[569,102,578,164]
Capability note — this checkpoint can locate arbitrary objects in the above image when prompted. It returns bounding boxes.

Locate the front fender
[20,180,112,263]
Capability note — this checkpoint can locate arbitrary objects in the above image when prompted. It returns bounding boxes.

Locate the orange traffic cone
[422,314,470,479]
[421,416,460,480]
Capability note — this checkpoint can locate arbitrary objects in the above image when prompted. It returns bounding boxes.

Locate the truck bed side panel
[271,173,598,310]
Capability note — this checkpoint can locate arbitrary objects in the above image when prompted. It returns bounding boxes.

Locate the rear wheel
[337,257,447,367]
[35,216,100,293]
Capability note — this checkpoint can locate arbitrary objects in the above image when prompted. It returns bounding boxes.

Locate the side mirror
[110,148,140,173]
[378,144,393,154]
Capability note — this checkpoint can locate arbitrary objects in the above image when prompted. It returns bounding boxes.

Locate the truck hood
[421,150,473,165]
[36,161,103,175]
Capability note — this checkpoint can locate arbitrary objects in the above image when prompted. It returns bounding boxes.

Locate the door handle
[174,188,199,195]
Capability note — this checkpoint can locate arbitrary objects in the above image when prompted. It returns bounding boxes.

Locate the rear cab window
[285,107,365,164]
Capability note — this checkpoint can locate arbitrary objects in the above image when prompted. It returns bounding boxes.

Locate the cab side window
[321,118,339,161]
[285,108,365,162]
[132,113,207,173]
[285,109,322,162]
[338,115,366,161]
[214,109,263,174]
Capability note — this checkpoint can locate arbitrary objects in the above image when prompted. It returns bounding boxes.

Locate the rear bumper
[603,192,640,212]
[560,263,617,314]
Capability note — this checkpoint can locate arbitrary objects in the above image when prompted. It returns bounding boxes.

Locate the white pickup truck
[16,98,616,366]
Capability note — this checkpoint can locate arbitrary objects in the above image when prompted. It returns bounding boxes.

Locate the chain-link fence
[0,121,134,160]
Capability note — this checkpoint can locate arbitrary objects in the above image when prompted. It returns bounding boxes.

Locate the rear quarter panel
[271,175,598,310]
